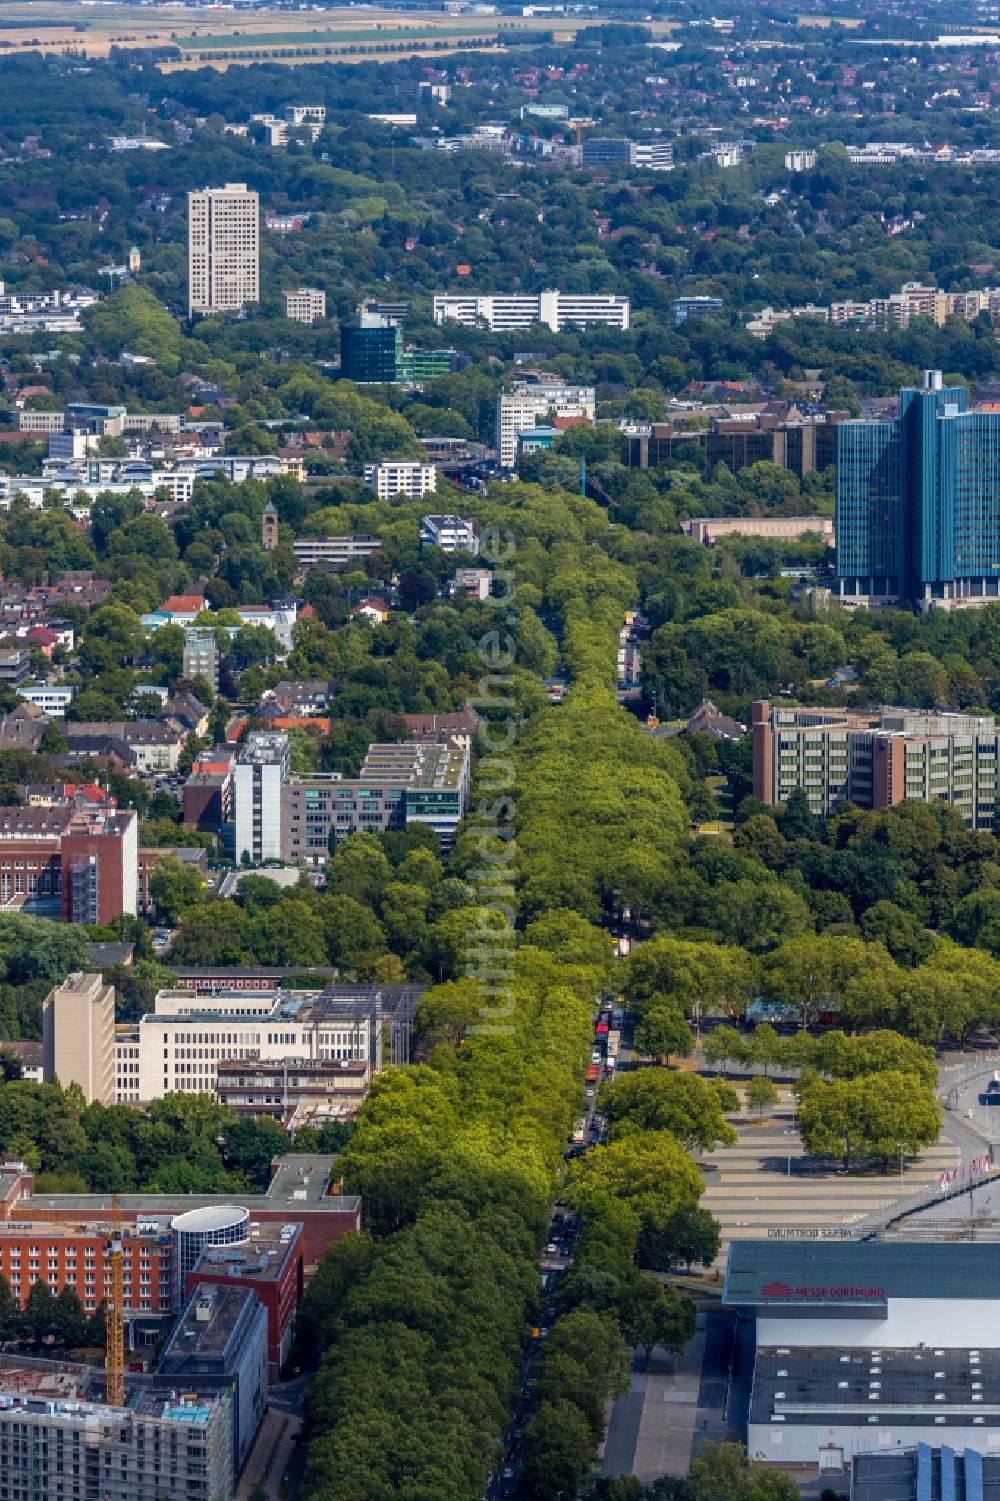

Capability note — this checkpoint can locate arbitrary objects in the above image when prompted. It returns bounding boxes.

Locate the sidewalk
[237,1408,302,1501]
[603,1326,707,1481]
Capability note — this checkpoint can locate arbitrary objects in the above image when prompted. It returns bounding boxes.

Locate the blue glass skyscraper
[836,370,1000,610]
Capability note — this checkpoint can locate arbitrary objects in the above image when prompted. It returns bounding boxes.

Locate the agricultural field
[0,1,678,66]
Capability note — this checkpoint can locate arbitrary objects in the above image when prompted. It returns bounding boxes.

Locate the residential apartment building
[420,514,478,553]
[183,627,219,692]
[837,370,1000,610]
[0,1366,234,1501]
[0,802,138,923]
[752,699,1000,828]
[496,380,596,468]
[42,971,115,1105]
[282,740,471,862]
[188,182,260,318]
[784,149,817,170]
[363,460,438,500]
[284,287,326,325]
[18,683,74,716]
[63,719,185,773]
[0,649,30,687]
[433,290,630,333]
[291,534,383,570]
[233,732,290,865]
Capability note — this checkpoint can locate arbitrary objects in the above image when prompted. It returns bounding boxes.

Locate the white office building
[633,140,675,170]
[284,287,326,325]
[115,986,376,1104]
[188,182,260,318]
[286,104,326,127]
[363,460,438,501]
[433,289,630,333]
[420,515,478,553]
[233,732,289,865]
[18,684,74,717]
[496,381,596,468]
[292,534,383,569]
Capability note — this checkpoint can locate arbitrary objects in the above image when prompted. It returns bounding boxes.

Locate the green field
[182,22,506,50]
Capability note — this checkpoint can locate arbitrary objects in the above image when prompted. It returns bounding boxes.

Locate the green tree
[147,856,206,923]
[745,1076,779,1117]
[567,1132,703,1224]
[522,1399,596,1501]
[638,1205,722,1273]
[601,1070,737,1151]
[689,1442,800,1501]
[633,1004,694,1062]
[701,1025,748,1075]
[796,1070,940,1171]
[618,1279,696,1370]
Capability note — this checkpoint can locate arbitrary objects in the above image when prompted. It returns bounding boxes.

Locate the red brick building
[0,1157,361,1275]
[0,1221,172,1317]
[0,803,138,923]
[186,1222,304,1379]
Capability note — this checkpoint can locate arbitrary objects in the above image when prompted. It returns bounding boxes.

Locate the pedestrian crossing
[697,1101,958,1251]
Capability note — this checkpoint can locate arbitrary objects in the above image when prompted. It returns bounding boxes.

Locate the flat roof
[192,1221,300,1284]
[172,1205,248,1234]
[21,1154,358,1217]
[725,1241,1000,1308]
[0,1357,223,1424]
[162,1284,260,1364]
[752,1346,1000,1428]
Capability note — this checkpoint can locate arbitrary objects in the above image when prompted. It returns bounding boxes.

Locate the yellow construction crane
[105,1196,125,1409]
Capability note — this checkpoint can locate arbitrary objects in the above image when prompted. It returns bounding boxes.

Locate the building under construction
[0,1357,234,1501]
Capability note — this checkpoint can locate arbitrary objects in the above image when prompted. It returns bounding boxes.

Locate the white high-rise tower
[187,182,259,318]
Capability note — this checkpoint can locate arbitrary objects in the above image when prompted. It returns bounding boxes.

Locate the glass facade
[836,375,1000,607]
[340,322,401,383]
[836,419,900,587]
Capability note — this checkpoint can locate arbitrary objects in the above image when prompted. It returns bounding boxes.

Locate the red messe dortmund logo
[759,1282,884,1299]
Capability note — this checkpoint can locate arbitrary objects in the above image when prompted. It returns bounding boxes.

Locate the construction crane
[105,1196,125,1409]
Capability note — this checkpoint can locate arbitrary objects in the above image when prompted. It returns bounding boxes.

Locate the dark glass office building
[836,370,1000,610]
[340,314,401,384]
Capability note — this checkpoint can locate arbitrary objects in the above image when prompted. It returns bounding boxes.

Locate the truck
[586,1063,600,1084]
[607,1029,621,1059]
[571,1119,586,1144]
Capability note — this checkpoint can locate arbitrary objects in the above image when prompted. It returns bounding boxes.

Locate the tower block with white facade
[188,183,260,318]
